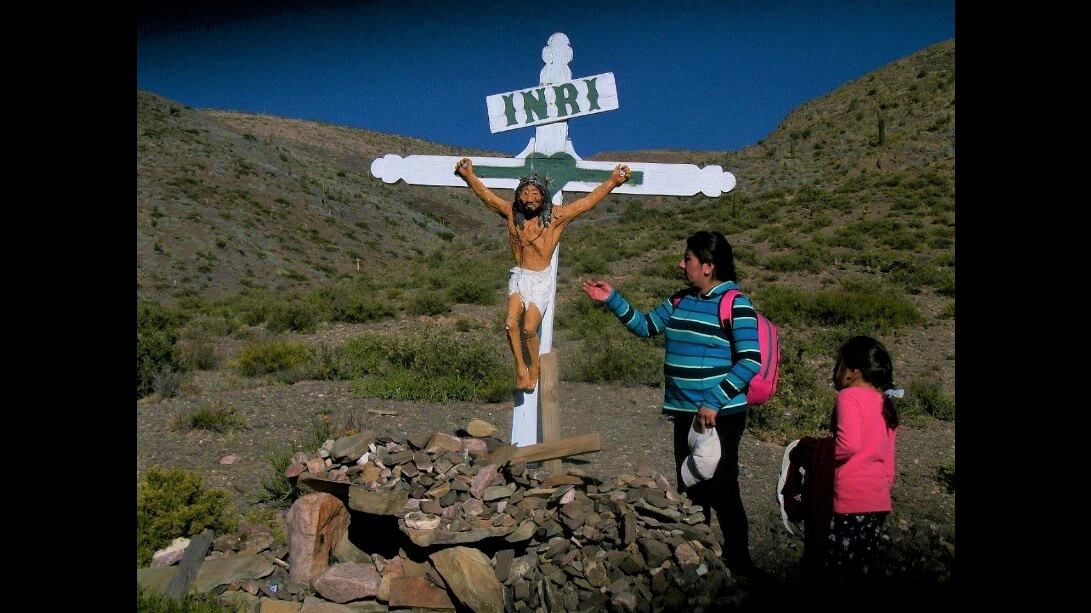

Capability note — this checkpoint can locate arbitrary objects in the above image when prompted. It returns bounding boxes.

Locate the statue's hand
[455,157,474,177]
[612,164,631,186]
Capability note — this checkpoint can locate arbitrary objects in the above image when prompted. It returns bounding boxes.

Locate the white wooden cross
[371,32,736,449]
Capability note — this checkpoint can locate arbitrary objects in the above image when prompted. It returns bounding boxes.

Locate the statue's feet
[516,372,535,392]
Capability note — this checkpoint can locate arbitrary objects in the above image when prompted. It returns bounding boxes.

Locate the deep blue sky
[137,0,954,156]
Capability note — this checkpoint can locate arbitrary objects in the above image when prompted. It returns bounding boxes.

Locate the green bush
[331,293,396,323]
[179,315,235,339]
[265,302,318,333]
[747,330,837,442]
[137,467,237,567]
[180,334,219,370]
[902,380,955,420]
[447,277,497,305]
[569,247,610,275]
[153,367,186,399]
[561,328,663,386]
[176,401,247,433]
[234,339,310,377]
[255,415,343,508]
[764,243,832,273]
[342,327,509,402]
[409,291,452,316]
[138,303,187,398]
[755,285,923,330]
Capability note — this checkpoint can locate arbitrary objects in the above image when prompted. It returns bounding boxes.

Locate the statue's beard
[517,202,542,218]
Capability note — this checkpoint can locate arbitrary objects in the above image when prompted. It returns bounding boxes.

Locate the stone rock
[333,534,372,565]
[285,463,306,479]
[638,538,672,568]
[404,512,441,530]
[430,547,505,613]
[466,419,498,438]
[611,591,637,612]
[313,562,380,603]
[330,432,375,462]
[462,497,487,517]
[504,521,537,543]
[306,458,327,474]
[505,554,537,586]
[426,432,463,454]
[151,537,190,568]
[257,598,301,612]
[542,475,582,487]
[285,493,351,586]
[427,482,452,500]
[397,557,430,578]
[483,485,514,501]
[494,549,515,583]
[462,438,488,457]
[213,534,241,552]
[217,590,260,612]
[618,551,647,575]
[137,554,276,594]
[578,556,606,587]
[400,521,515,547]
[442,502,463,520]
[348,487,408,516]
[469,465,499,499]
[298,596,358,613]
[674,542,700,567]
[361,464,383,484]
[220,454,240,465]
[239,536,274,556]
[386,576,455,609]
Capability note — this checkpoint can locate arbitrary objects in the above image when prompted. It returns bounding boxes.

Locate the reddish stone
[386,576,455,609]
[285,493,351,586]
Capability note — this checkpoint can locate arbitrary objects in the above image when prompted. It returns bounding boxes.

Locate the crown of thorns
[516,173,551,198]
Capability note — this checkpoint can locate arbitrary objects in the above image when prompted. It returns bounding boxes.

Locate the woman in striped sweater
[581,230,762,575]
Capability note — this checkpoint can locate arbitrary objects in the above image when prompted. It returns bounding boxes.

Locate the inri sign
[486,73,618,133]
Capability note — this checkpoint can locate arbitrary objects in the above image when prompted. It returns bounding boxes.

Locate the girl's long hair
[837,335,899,430]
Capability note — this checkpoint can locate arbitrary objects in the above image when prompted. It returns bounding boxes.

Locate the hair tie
[883,388,904,399]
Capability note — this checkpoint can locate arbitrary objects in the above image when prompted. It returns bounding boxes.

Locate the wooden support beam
[538,351,562,475]
[486,432,601,466]
[164,528,214,601]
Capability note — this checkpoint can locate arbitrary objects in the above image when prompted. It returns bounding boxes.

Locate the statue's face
[517,185,544,213]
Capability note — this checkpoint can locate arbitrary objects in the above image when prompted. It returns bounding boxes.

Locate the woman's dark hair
[686,230,736,282]
[836,335,899,429]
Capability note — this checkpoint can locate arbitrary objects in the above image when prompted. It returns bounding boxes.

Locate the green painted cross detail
[473,152,643,201]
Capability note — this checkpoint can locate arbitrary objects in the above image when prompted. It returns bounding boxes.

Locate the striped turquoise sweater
[604,281,762,415]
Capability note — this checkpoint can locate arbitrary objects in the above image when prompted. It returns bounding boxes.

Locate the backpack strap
[719,288,741,333]
[669,288,697,309]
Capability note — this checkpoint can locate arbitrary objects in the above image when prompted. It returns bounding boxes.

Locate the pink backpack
[673,288,781,405]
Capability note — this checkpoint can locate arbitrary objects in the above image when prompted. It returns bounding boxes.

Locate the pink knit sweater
[832,386,897,513]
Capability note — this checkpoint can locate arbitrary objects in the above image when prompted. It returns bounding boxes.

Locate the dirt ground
[137,365,955,598]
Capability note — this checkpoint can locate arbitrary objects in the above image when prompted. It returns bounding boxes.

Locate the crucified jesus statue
[455,157,631,392]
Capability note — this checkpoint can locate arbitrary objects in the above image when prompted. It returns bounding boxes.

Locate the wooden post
[164,528,214,601]
[486,432,602,466]
[539,350,561,475]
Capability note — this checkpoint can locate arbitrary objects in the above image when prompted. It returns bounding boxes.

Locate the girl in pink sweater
[826,336,900,583]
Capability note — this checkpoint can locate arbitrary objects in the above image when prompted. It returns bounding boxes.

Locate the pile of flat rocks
[139,419,747,612]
